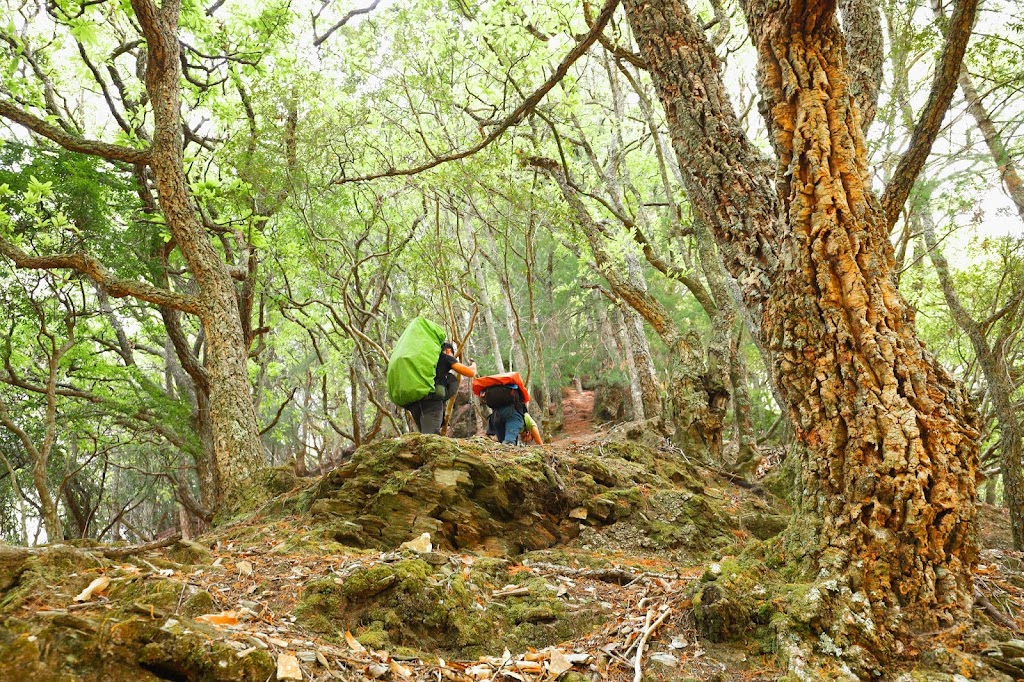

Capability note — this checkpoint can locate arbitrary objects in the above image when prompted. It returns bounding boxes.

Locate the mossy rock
[694,581,752,642]
[167,539,212,565]
[0,546,103,615]
[740,512,789,540]
[0,545,30,595]
[296,558,493,655]
[0,611,274,681]
[263,464,301,494]
[295,556,605,658]
[303,434,736,559]
[181,589,218,618]
[132,624,275,681]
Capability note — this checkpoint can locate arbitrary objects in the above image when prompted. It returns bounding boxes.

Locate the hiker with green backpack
[386,317,476,435]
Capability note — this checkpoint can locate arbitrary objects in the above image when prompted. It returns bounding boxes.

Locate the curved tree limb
[879,0,979,231]
[0,100,150,164]
[0,237,202,315]
[583,0,646,68]
[526,155,678,344]
[336,0,620,184]
[313,0,382,47]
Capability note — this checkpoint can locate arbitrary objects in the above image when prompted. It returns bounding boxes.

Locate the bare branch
[336,0,620,184]
[260,387,298,436]
[879,0,979,231]
[313,0,383,47]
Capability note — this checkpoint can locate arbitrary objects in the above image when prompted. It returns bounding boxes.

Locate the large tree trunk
[132,0,265,507]
[624,0,979,665]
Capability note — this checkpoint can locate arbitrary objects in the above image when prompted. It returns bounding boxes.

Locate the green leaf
[26,175,53,198]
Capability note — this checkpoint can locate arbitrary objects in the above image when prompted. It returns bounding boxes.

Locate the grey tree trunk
[624,253,663,417]
[921,209,1024,549]
[132,0,265,508]
[614,307,646,420]
[465,212,506,374]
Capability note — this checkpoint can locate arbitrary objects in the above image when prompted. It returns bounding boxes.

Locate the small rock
[161,619,180,631]
[269,638,290,648]
[547,649,573,676]
[247,636,268,649]
[669,636,687,649]
[236,647,258,658]
[400,532,432,553]
[368,663,389,678]
[297,651,317,663]
[1000,640,1024,658]
[649,653,678,668]
[276,653,303,680]
[569,507,588,520]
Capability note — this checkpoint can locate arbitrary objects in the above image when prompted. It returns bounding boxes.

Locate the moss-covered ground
[0,434,1019,681]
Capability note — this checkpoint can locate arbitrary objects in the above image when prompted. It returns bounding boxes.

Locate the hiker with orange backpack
[472,372,533,445]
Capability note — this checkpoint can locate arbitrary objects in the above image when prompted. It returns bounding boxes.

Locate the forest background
[0,0,1020,598]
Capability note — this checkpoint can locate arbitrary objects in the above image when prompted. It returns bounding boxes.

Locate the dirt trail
[553,388,595,441]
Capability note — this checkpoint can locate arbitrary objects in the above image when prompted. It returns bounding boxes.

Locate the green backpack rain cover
[386,317,446,407]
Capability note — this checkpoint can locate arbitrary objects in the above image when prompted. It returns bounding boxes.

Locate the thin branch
[313,0,382,47]
[879,0,980,231]
[260,387,298,436]
[335,0,620,184]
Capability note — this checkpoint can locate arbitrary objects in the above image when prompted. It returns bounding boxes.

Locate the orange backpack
[471,372,531,405]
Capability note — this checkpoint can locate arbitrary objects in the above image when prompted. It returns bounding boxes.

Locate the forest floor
[2,392,1023,681]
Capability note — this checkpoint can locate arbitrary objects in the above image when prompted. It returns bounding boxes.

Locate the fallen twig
[633,606,672,682]
[525,560,686,584]
[976,586,1022,632]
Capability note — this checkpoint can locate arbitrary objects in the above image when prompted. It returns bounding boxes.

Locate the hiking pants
[406,375,458,435]
[493,404,524,444]
[407,397,445,434]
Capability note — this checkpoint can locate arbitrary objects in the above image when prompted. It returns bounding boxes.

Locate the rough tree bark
[623,0,980,670]
[128,0,266,507]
